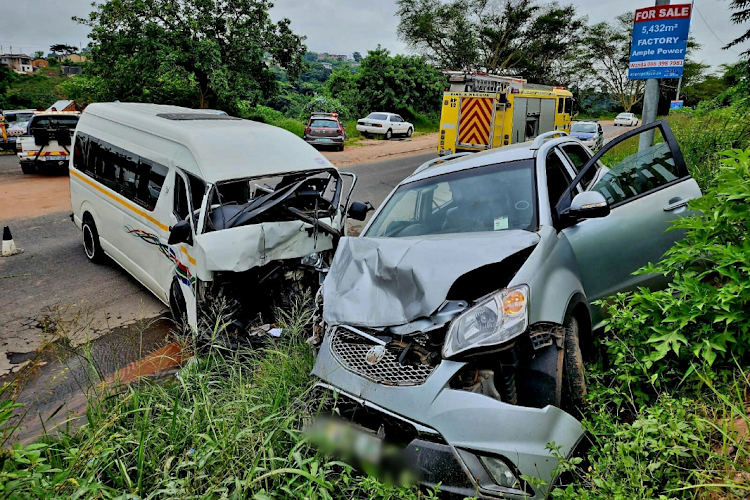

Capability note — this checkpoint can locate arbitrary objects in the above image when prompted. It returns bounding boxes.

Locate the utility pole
[675,76,683,101]
[640,0,670,151]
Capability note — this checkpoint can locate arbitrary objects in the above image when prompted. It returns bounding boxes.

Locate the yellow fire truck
[438,71,573,156]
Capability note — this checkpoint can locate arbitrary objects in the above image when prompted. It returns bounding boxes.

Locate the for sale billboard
[629,4,692,80]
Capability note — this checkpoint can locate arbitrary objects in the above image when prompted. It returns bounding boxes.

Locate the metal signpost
[629,1,692,149]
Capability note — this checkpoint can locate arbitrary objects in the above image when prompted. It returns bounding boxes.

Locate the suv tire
[562,316,587,415]
[82,217,106,263]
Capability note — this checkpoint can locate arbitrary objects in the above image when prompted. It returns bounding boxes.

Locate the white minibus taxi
[70,103,367,330]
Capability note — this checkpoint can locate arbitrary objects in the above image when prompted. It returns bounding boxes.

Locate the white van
[70,103,369,330]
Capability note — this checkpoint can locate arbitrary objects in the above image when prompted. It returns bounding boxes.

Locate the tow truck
[16,110,80,174]
[438,71,573,156]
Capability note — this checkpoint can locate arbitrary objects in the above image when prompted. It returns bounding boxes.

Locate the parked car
[17,112,80,174]
[312,121,701,498]
[303,112,346,151]
[570,120,604,150]
[356,112,413,140]
[613,112,639,126]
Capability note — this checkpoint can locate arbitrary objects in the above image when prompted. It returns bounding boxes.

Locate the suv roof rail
[411,152,473,176]
[530,130,568,149]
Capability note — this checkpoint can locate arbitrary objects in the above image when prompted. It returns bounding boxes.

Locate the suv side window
[545,151,573,211]
[560,144,597,188]
[592,127,681,206]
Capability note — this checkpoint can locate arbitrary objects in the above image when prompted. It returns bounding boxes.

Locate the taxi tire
[169,279,188,328]
[20,163,37,174]
[82,217,106,263]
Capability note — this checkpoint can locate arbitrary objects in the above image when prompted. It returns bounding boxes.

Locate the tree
[725,0,750,56]
[75,0,307,111]
[396,0,585,84]
[578,14,645,112]
[328,46,446,117]
[352,51,362,62]
[396,0,480,70]
[33,50,45,59]
[49,44,78,55]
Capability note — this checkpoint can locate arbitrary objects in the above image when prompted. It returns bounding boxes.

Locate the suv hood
[322,231,540,327]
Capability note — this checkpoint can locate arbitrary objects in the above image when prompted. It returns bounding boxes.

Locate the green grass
[0,298,430,499]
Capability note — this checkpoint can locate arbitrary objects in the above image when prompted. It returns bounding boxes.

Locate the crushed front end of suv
[311,123,702,498]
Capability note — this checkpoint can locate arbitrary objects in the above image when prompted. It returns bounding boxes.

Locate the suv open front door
[556,120,702,317]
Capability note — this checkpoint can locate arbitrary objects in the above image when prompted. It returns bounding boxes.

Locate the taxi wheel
[169,279,188,327]
[82,217,105,263]
[385,129,392,140]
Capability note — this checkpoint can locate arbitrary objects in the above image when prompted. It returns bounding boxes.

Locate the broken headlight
[442,285,529,359]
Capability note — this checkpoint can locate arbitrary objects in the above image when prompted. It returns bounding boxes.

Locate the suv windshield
[366,160,537,238]
[571,123,596,133]
[366,113,388,120]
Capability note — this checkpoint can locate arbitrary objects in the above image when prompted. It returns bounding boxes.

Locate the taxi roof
[82,103,335,184]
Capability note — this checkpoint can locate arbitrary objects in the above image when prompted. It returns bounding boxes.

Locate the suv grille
[330,327,437,386]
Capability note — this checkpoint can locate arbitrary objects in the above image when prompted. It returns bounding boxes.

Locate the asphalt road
[0,151,436,375]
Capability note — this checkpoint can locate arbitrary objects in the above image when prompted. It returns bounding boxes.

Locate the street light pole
[640,0,670,150]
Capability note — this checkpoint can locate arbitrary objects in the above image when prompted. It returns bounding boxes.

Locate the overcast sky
[0,0,747,71]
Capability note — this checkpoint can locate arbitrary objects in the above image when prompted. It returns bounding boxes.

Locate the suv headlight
[442,285,529,359]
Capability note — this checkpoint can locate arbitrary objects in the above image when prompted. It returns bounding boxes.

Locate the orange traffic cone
[1,226,22,257]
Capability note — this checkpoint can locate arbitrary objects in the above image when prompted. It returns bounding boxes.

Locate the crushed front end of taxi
[311,234,586,498]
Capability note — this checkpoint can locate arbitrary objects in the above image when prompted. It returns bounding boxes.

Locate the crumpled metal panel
[322,231,540,327]
[195,215,340,273]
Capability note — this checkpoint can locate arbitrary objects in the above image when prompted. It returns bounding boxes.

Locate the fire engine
[438,71,573,155]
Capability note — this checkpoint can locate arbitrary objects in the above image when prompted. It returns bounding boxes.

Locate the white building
[0,54,33,74]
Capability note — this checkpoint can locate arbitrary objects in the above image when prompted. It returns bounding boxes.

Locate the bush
[595,148,750,402]
[237,103,306,137]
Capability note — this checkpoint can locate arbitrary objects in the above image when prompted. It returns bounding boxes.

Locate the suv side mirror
[347,201,374,221]
[567,191,610,219]
[168,219,193,245]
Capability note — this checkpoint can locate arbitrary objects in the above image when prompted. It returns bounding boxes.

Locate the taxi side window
[174,176,190,221]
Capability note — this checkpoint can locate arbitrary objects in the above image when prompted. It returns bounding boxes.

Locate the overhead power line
[693,4,742,55]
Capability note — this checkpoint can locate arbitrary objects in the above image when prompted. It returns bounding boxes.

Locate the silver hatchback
[312,122,702,498]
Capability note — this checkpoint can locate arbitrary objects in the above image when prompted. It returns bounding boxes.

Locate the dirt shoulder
[322,133,438,167]
[0,154,72,220]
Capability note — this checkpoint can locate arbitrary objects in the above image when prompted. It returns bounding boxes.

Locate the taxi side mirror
[168,220,193,245]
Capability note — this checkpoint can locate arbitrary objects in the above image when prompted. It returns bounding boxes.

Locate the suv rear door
[557,120,702,304]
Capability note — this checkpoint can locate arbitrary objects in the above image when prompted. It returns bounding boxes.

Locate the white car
[614,112,639,127]
[356,112,413,140]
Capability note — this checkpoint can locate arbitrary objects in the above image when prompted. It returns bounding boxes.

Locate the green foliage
[3,70,64,109]
[667,106,750,191]
[302,96,351,120]
[351,46,446,116]
[597,148,750,402]
[75,0,307,113]
[396,0,586,84]
[238,103,306,137]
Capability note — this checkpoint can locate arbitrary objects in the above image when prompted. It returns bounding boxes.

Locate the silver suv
[312,122,702,499]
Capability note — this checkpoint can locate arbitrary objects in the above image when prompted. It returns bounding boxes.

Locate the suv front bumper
[312,331,585,499]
